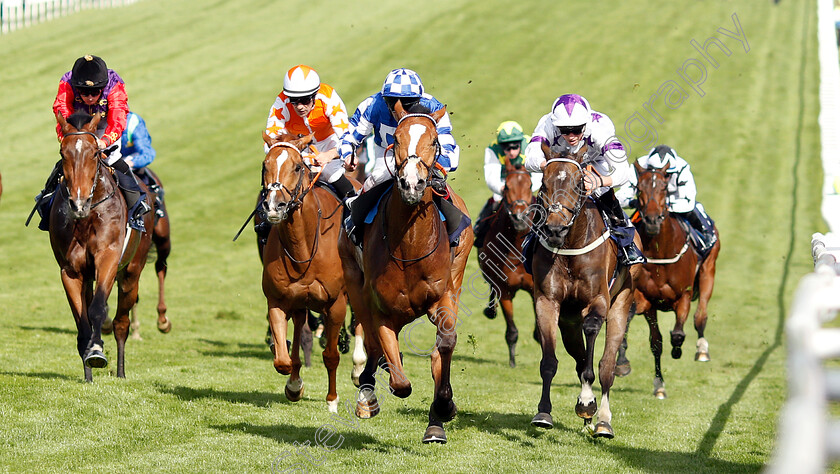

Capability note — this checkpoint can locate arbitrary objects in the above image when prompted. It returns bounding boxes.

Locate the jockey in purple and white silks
[616,145,718,253]
[524,93,645,266]
[339,68,460,193]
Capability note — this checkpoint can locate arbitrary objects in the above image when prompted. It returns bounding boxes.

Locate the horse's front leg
[267,300,292,374]
[670,292,692,359]
[577,295,608,426]
[60,269,92,381]
[423,296,459,444]
[375,315,411,399]
[351,311,366,388]
[322,296,347,413]
[85,264,119,369]
[285,309,306,402]
[153,225,171,333]
[113,274,141,378]
[531,294,559,429]
[594,286,632,439]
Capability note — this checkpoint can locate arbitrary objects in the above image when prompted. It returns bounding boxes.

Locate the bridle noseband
[502,169,532,219]
[262,141,314,215]
[637,168,668,221]
[539,157,588,229]
[388,113,441,184]
[60,131,114,209]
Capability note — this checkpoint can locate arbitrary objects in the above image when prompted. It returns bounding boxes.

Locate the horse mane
[67,111,94,131]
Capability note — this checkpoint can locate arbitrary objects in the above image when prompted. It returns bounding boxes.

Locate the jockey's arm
[524,137,549,173]
[484,147,504,196]
[339,97,376,170]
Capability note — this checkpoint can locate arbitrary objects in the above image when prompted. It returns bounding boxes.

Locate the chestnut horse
[338,103,473,444]
[50,111,153,381]
[127,167,172,339]
[260,132,349,412]
[622,161,721,399]
[530,145,639,439]
[477,160,535,367]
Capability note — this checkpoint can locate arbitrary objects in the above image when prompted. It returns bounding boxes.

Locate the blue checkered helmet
[381,68,424,98]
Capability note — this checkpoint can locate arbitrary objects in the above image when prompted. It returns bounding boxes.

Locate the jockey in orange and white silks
[524,93,645,266]
[264,64,355,199]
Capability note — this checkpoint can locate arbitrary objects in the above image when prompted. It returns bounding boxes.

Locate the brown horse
[477,160,535,367]
[530,145,639,439]
[50,111,153,381]
[622,161,721,399]
[127,167,172,339]
[338,103,473,444]
[260,132,348,412]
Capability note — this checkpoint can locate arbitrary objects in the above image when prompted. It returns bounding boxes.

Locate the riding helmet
[283,65,320,97]
[70,55,108,89]
[549,94,591,127]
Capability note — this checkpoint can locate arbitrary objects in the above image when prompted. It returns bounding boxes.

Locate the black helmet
[70,55,108,89]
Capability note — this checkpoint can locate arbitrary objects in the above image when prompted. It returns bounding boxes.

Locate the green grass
[0,0,826,472]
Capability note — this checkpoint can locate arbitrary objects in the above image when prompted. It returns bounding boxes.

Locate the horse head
[391,101,445,205]
[502,159,533,232]
[634,160,668,236]
[539,143,589,247]
[261,132,314,223]
[57,111,102,220]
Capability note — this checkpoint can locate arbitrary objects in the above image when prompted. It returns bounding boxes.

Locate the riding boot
[332,175,356,201]
[682,205,717,253]
[33,160,63,231]
[473,198,499,249]
[137,168,166,217]
[430,167,448,194]
[112,159,149,232]
[596,189,645,266]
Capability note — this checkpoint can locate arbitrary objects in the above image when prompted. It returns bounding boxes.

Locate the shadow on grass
[18,325,75,335]
[156,383,287,408]
[210,421,414,455]
[602,444,761,473]
[197,339,274,360]
[0,370,78,382]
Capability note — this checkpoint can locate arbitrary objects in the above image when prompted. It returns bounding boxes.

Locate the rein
[387,113,443,192]
[539,158,587,228]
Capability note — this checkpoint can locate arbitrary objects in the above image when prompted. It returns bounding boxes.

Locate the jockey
[619,145,718,253]
[473,121,542,248]
[524,93,645,266]
[338,68,461,245]
[35,54,150,232]
[121,111,165,218]
[256,64,354,241]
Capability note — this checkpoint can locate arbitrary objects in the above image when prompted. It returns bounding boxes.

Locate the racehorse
[477,159,535,367]
[126,167,172,339]
[260,132,349,412]
[620,161,721,399]
[530,144,639,439]
[50,111,153,381]
[338,102,473,444]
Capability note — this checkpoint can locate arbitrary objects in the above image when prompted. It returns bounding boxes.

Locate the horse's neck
[384,191,441,249]
[276,196,319,255]
[567,202,604,247]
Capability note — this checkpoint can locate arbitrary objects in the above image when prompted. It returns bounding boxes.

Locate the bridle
[60,131,114,209]
[501,169,532,220]
[387,113,442,185]
[538,157,588,229]
[636,167,669,222]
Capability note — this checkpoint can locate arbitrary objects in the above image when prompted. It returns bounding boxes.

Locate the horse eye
[294,164,301,172]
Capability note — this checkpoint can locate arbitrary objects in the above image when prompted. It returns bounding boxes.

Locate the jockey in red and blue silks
[33,55,150,233]
[339,68,460,193]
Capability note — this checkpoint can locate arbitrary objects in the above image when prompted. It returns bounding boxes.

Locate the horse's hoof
[695,351,710,362]
[355,400,380,419]
[285,380,304,402]
[509,358,516,368]
[483,306,497,320]
[671,346,682,359]
[592,421,615,439]
[422,425,447,444]
[157,318,172,333]
[575,399,597,419]
[614,363,632,377]
[531,412,554,429]
[654,387,667,399]
[83,349,108,369]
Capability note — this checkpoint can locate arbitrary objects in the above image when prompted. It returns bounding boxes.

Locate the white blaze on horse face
[268,150,290,205]
[402,124,428,188]
[558,170,567,181]
[74,138,83,153]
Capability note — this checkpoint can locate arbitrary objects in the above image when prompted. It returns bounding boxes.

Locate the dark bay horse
[50,112,154,381]
[338,103,473,444]
[477,160,535,367]
[260,132,348,412]
[530,145,639,439]
[127,167,171,339]
[622,161,721,399]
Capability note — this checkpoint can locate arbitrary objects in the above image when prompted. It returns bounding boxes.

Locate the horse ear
[393,100,407,120]
[291,133,314,151]
[633,160,644,173]
[430,105,446,123]
[86,113,101,132]
[540,142,554,160]
[55,112,69,133]
[262,130,276,147]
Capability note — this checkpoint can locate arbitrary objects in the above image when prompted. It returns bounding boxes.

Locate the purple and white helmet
[550,94,592,127]
[381,68,424,98]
